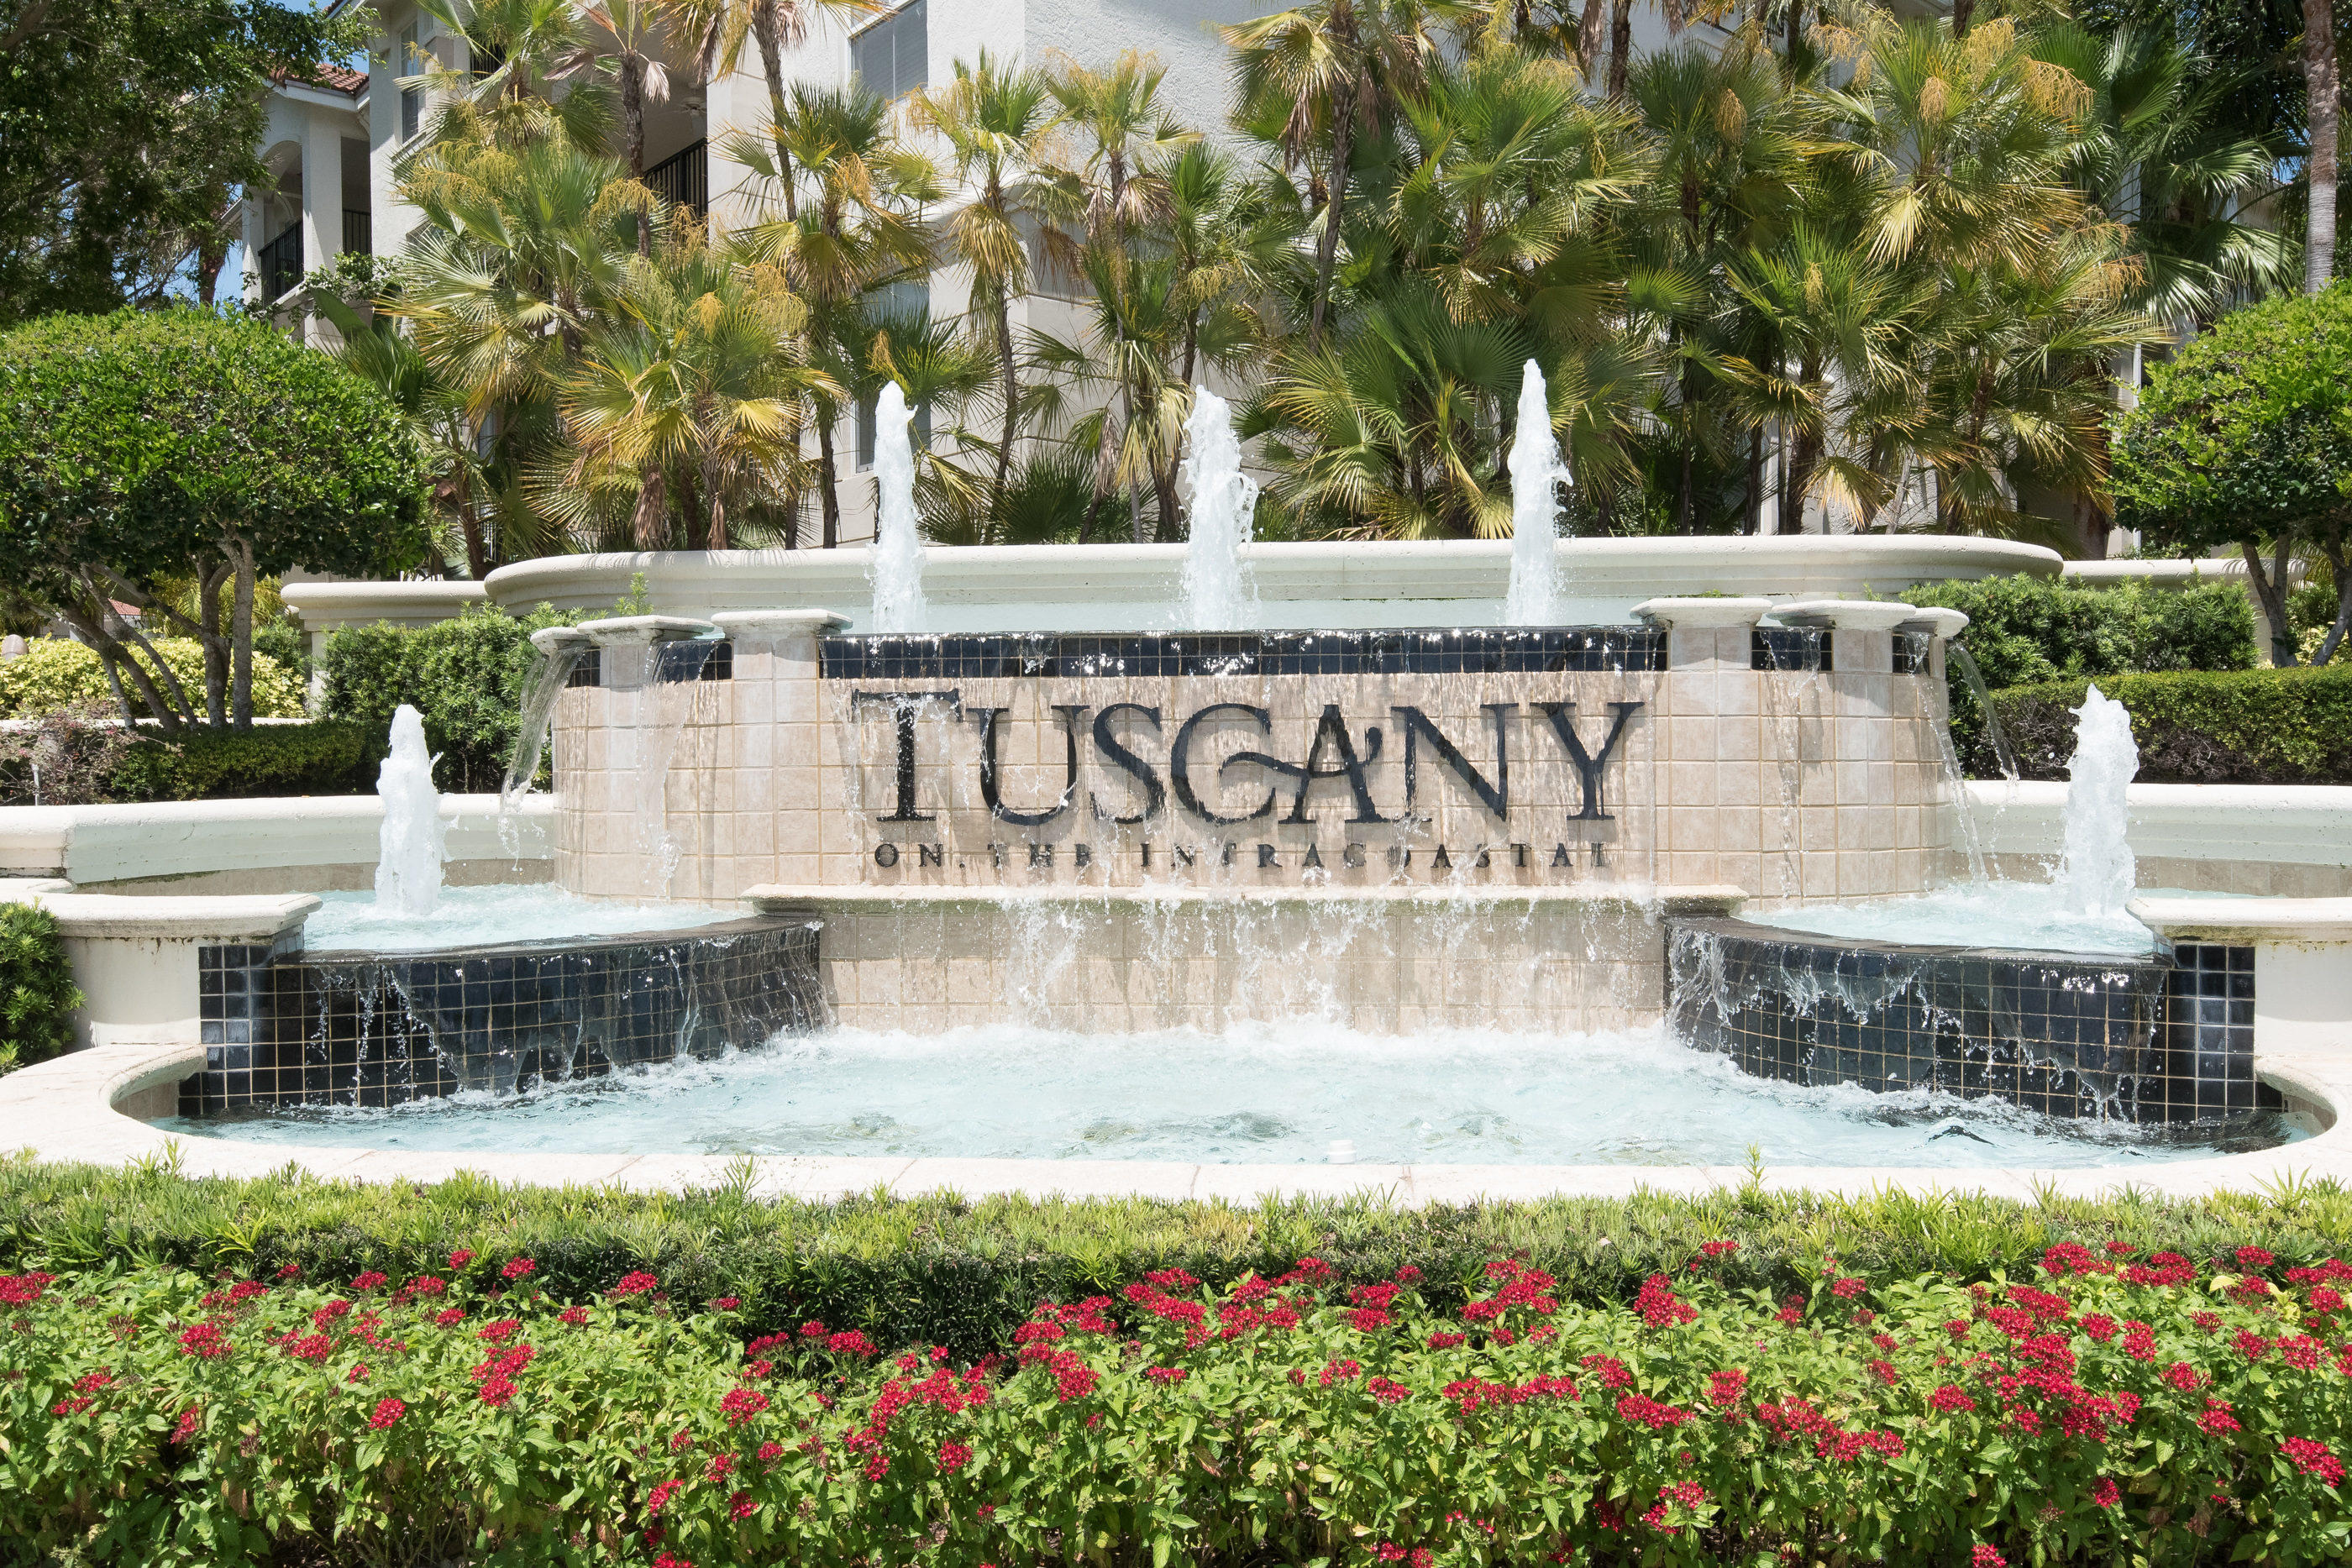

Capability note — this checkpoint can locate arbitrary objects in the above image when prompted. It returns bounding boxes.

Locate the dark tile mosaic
[818,627,1668,681]
[1665,918,2275,1125]
[181,919,822,1113]
[1752,627,1832,673]
[566,640,732,689]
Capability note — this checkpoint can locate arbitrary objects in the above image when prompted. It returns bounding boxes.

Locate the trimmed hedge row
[5,1159,2349,1361]
[1988,667,2352,785]
[0,636,307,721]
[3,1241,2348,1565]
[0,905,77,1076]
[320,600,579,794]
[102,719,381,800]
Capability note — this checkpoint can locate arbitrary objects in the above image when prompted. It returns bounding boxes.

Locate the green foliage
[1989,667,2352,784]
[102,721,378,801]
[3,1240,2350,1564]
[0,637,304,720]
[319,603,573,793]
[1903,574,2256,772]
[4,1159,2351,1359]
[0,909,78,1076]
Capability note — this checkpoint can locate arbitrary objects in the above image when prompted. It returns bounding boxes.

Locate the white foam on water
[1504,360,1566,626]
[373,705,446,918]
[163,1018,2298,1167]
[868,381,927,633]
[1176,385,1258,629]
[306,885,732,952]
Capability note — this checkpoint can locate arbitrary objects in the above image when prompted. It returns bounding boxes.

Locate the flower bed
[5,1242,2349,1565]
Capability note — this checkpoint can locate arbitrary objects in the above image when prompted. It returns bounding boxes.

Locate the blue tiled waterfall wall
[1665,919,2276,1125]
[182,920,823,1113]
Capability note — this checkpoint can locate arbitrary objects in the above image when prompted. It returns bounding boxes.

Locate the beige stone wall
[550,621,1961,906]
[810,894,1670,1035]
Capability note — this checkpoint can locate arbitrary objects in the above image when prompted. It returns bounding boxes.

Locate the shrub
[1902,574,2258,774]
[0,705,143,805]
[320,603,571,793]
[0,907,77,1076]
[0,636,305,720]
[2,1245,2348,1565]
[1988,667,2352,784]
[103,721,379,800]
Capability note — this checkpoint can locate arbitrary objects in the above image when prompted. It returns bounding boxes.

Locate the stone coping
[1901,608,1970,640]
[2130,897,2352,943]
[0,794,554,883]
[4,1030,2344,1203]
[739,883,1749,915]
[1772,599,1920,632]
[1965,783,2352,869]
[1630,596,1773,628]
[281,579,488,632]
[27,892,317,941]
[575,615,717,645]
[481,538,2062,626]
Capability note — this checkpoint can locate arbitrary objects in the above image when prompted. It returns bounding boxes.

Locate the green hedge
[1988,667,2352,784]
[0,907,77,1076]
[0,636,307,720]
[1902,574,2258,774]
[101,720,380,801]
[4,1158,2347,1360]
[4,1243,2349,1565]
[320,602,572,794]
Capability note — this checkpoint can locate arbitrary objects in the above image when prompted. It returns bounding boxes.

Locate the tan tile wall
[550,623,1966,906]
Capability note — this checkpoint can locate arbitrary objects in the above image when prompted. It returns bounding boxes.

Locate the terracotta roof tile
[272,61,367,97]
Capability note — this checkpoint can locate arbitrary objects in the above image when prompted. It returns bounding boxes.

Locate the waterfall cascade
[869,382,927,633]
[2057,683,2139,917]
[1504,359,1568,626]
[374,704,448,918]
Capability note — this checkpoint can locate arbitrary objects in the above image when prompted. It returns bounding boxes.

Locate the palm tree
[2306,0,2338,291]
[570,0,678,254]
[673,0,875,220]
[407,0,613,155]
[726,84,940,544]
[914,52,1070,521]
[554,218,832,550]
[1222,0,1462,345]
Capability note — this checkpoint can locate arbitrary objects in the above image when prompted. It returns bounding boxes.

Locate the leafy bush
[320,603,571,793]
[3,1242,2349,1565]
[0,705,142,805]
[1988,668,2352,784]
[103,721,379,801]
[0,636,305,720]
[1902,574,2258,774]
[0,907,78,1076]
[5,1160,2350,1358]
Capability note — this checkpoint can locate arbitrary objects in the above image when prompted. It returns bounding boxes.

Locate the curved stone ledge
[3,1030,2345,1204]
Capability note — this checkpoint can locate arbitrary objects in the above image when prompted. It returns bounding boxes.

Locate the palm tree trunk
[1781,430,1818,536]
[990,284,1019,532]
[1951,0,1974,38]
[622,55,649,255]
[632,466,667,549]
[1576,0,1608,81]
[1746,425,1764,535]
[2308,0,2339,294]
[1607,0,1632,99]
[818,416,842,548]
[753,0,799,220]
[1310,92,1355,347]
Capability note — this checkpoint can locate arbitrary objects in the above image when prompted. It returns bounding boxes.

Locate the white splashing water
[1177,385,1259,629]
[868,382,927,633]
[373,704,447,918]
[1504,359,1567,625]
[2058,683,2139,917]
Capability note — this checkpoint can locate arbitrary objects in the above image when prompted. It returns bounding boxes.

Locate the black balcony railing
[258,222,302,302]
[343,207,371,256]
[645,139,707,217]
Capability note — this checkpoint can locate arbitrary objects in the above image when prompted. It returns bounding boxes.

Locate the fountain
[1176,385,1259,629]
[1504,360,1567,626]
[2058,683,2139,918]
[868,382,927,633]
[373,705,446,918]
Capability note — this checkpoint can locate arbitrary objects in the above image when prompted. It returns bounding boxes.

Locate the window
[399,18,423,141]
[849,0,927,102]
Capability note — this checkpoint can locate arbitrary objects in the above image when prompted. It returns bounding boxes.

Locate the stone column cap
[710,610,852,637]
[1898,607,1970,640]
[528,626,596,654]
[1772,598,1918,632]
[575,615,717,646]
[2129,895,2352,942]
[1630,595,1773,628]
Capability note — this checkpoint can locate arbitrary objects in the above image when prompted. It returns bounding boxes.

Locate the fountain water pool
[160,1018,2305,1167]
[303,885,735,952]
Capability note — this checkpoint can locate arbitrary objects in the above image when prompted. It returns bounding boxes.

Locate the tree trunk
[1152,457,1181,543]
[990,283,1019,532]
[454,451,490,579]
[1951,0,1974,38]
[2243,538,2301,666]
[1309,90,1355,347]
[198,564,228,726]
[1607,0,1633,99]
[230,539,256,731]
[817,415,842,548]
[783,489,801,548]
[753,0,798,221]
[2308,0,2339,293]
[1576,0,1608,81]
[1746,425,1764,535]
[623,55,649,256]
[2315,539,2352,664]
[632,465,668,549]
[196,228,230,307]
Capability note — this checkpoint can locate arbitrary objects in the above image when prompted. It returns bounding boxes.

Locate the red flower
[501,1258,535,1281]
[1427,1331,1466,1350]
[1929,1385,1977,1415]
[1367,1376,1411,1404]
[937,1441,973,1474]
[275,1263,302,1280]
[369,1397,405,1429]
[351,1271,388,1291]
[346,1362,369,1383]
[1830,1277,1867,1298]
[757,1440,784,1465]
[478,1319,522,1344]
[647,1478,683,1515]
[171,1407,201,1442]
[827,1330,878,1356]
[559,1306,588,1326]
[610,1272,659,1298]
[712,1297,740,1311]
[2282,1437,2344,1488]
[448,1250,474,1269]
[0,1272,55,1306]
[2162,1362,2203,1392]
[720,1387,769,1426]
[478,1377,517,1407]
[728,1490,755,1520]
[2092,1476,2120,1508]
[2196,1398,2241,1436]
[176,1322,230,1359]
[434,1308,465,1328]
[2235,1245,2275,1273]
[1973,1548,2007,1568]
[1867,1359,1898,1387]
[1146,1366,1189,1386]
[1706,1369,1747,1409]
